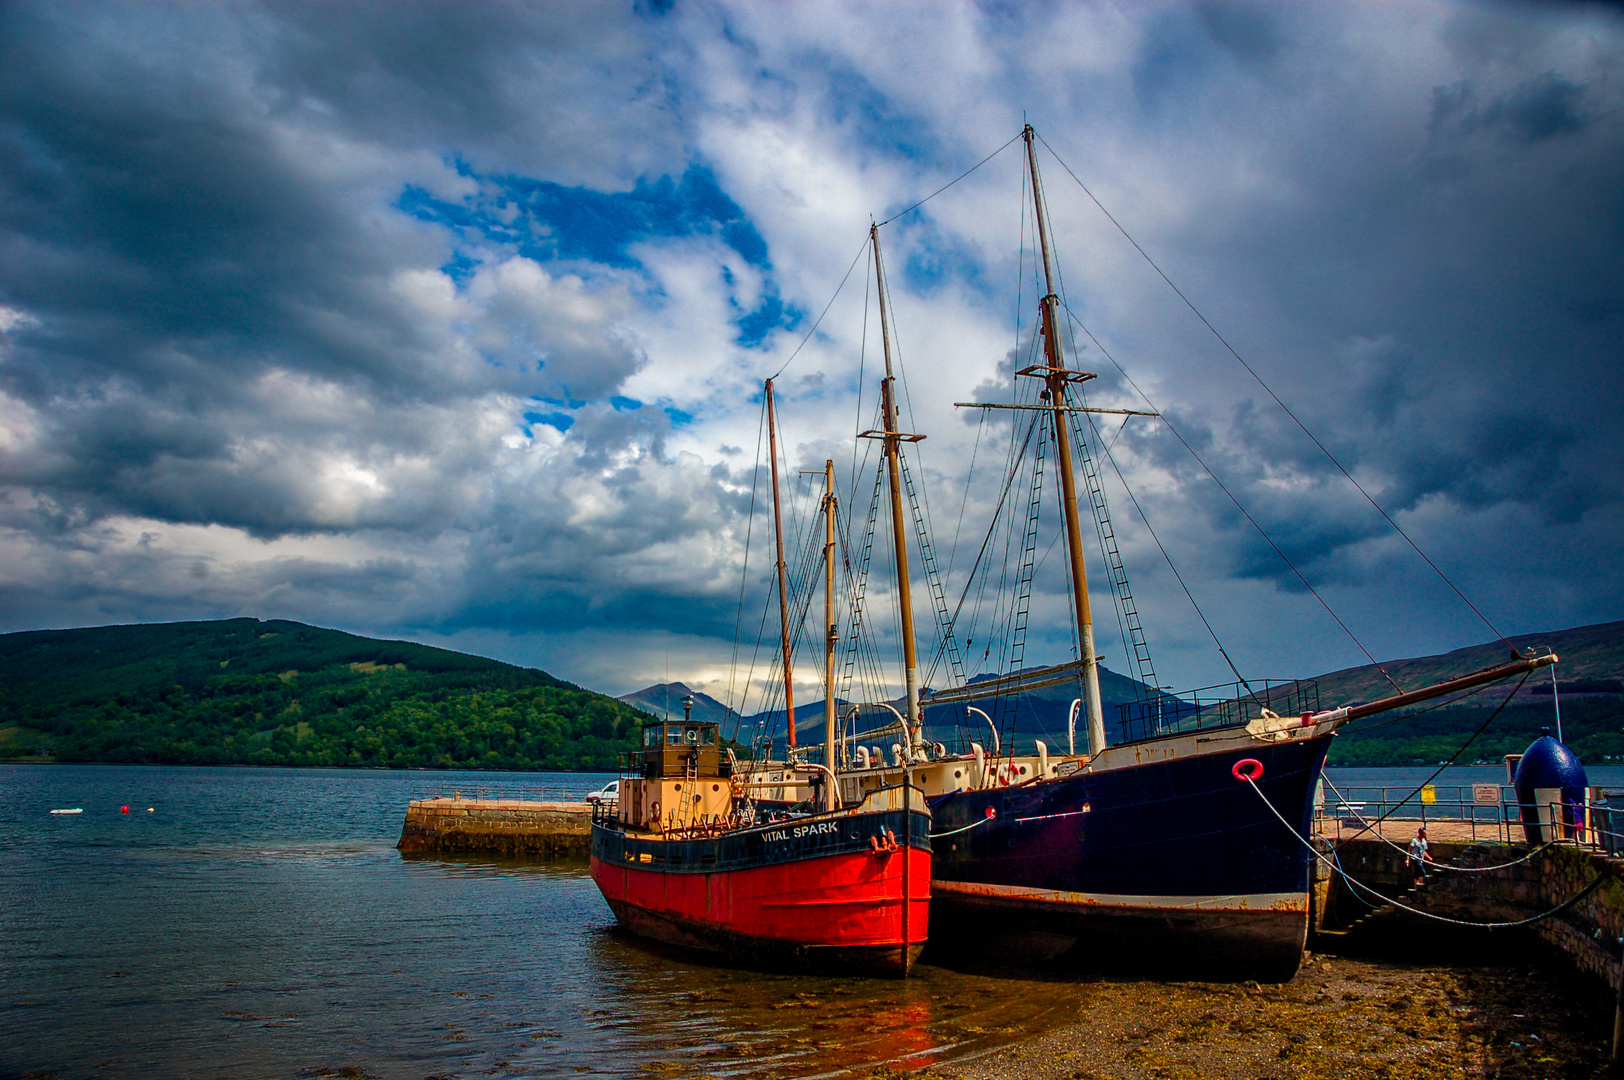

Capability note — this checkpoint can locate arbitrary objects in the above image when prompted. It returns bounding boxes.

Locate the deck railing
[1117,678,1321,743]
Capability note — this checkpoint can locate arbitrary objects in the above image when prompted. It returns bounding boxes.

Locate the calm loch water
[1,764,1093,1080]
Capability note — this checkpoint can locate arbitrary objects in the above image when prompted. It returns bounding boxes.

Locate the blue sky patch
[611,396,644,412]
[735,293,791,348]
[523,411,574,434]
[401,164,770,271]
[401,161,796,349]
[664,406,694,427]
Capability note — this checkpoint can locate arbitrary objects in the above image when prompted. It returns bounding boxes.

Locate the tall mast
[868,224,924,754]
[765,378,796,749]
[1022,124,1106,756]
[822,458,839,809]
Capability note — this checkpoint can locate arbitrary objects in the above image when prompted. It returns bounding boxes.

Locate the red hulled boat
[589,709,930,976]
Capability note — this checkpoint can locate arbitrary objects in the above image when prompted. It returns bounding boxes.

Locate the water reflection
[572,917,1090,1079]
[2,765,1092,1079]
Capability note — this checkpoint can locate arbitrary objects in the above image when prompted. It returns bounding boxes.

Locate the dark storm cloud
[1433,71,1591,145]
[0,0,1621,695]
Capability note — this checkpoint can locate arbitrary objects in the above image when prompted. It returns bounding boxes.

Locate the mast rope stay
[769,234,871,382]
[1061,298,1405,696]
[724,395,770,743]
[877,131,1024,228]
[1331,672,1532,844]
[1034,129,1510,653]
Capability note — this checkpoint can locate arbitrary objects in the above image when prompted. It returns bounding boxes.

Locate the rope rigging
[1244,773,1613,931]
[1035,128,1510,655]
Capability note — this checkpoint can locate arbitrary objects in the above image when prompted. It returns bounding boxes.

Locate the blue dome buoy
[1513,729,1588,844]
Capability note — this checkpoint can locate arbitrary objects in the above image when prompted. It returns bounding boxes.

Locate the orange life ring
[1232,759,1264,782]
[649,800,661,821]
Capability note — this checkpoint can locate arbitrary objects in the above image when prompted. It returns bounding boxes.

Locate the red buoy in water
[120,805,129,814]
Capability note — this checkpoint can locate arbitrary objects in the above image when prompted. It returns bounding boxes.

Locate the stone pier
[397,796,594,858]
[1321,823,1624,991]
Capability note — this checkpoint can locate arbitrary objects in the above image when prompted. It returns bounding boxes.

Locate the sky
[0,0,1620,708]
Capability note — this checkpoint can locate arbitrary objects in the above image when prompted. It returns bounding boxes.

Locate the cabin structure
[620,716,733,832]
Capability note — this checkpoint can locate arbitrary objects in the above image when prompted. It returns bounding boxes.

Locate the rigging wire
[1336,672,1532,844]
[1062,300,1405,695]
[877,131,1024,228]
[1035,130,1509,651]
[769,235,871,381]
[1082,406,1260,698]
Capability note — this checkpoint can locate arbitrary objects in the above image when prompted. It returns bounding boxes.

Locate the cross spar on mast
[765,378,796,749]
[869,223,924,754]
[1023,124,1107,756]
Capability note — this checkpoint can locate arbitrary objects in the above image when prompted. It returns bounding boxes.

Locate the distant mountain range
[4,617,1619,771]
[619,620,1624,767]
[616,682,732,725]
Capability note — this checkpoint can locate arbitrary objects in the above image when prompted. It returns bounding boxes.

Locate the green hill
[0,618,651,770]
[1317,621,1624,767]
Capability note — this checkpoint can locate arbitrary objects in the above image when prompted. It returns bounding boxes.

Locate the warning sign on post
[1473,783,1500,804]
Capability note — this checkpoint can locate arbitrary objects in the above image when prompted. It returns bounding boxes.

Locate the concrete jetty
[397,796,593,857]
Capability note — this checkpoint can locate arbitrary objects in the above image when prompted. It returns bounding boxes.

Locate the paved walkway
[1316,815,1524,845]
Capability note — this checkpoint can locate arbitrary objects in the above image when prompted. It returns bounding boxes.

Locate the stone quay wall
[397,797,593,858]
[1329,833,1624,990]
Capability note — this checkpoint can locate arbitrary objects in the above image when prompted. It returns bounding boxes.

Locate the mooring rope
[1244,775,1613,930]
[928,815,993,839]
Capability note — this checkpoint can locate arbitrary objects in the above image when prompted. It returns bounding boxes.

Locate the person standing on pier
[1406,826,1430,884]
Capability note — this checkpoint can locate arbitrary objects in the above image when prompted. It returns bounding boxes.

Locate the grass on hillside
[0,619,651,770]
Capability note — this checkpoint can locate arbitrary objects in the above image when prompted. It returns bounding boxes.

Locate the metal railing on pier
[411,779,613,804]
[1316,782,1624,852]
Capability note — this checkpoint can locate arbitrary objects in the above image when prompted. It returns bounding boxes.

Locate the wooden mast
[765,378,796,749]
[822,458,839,810]
[1022,124,1106,756]
[868,223,924,755]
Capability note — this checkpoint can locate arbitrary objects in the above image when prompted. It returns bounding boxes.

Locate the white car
[585,780,620,804]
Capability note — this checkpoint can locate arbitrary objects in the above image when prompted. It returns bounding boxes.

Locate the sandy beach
[899,929,1609,1080]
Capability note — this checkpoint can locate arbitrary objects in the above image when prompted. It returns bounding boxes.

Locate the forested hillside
[1317,622,1624,767]
[0,619,651,769]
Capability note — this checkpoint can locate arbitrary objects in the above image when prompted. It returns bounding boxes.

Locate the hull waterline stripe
[932,878,1306,913]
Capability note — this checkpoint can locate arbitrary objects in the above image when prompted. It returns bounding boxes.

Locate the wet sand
[891,929,1610,1080]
